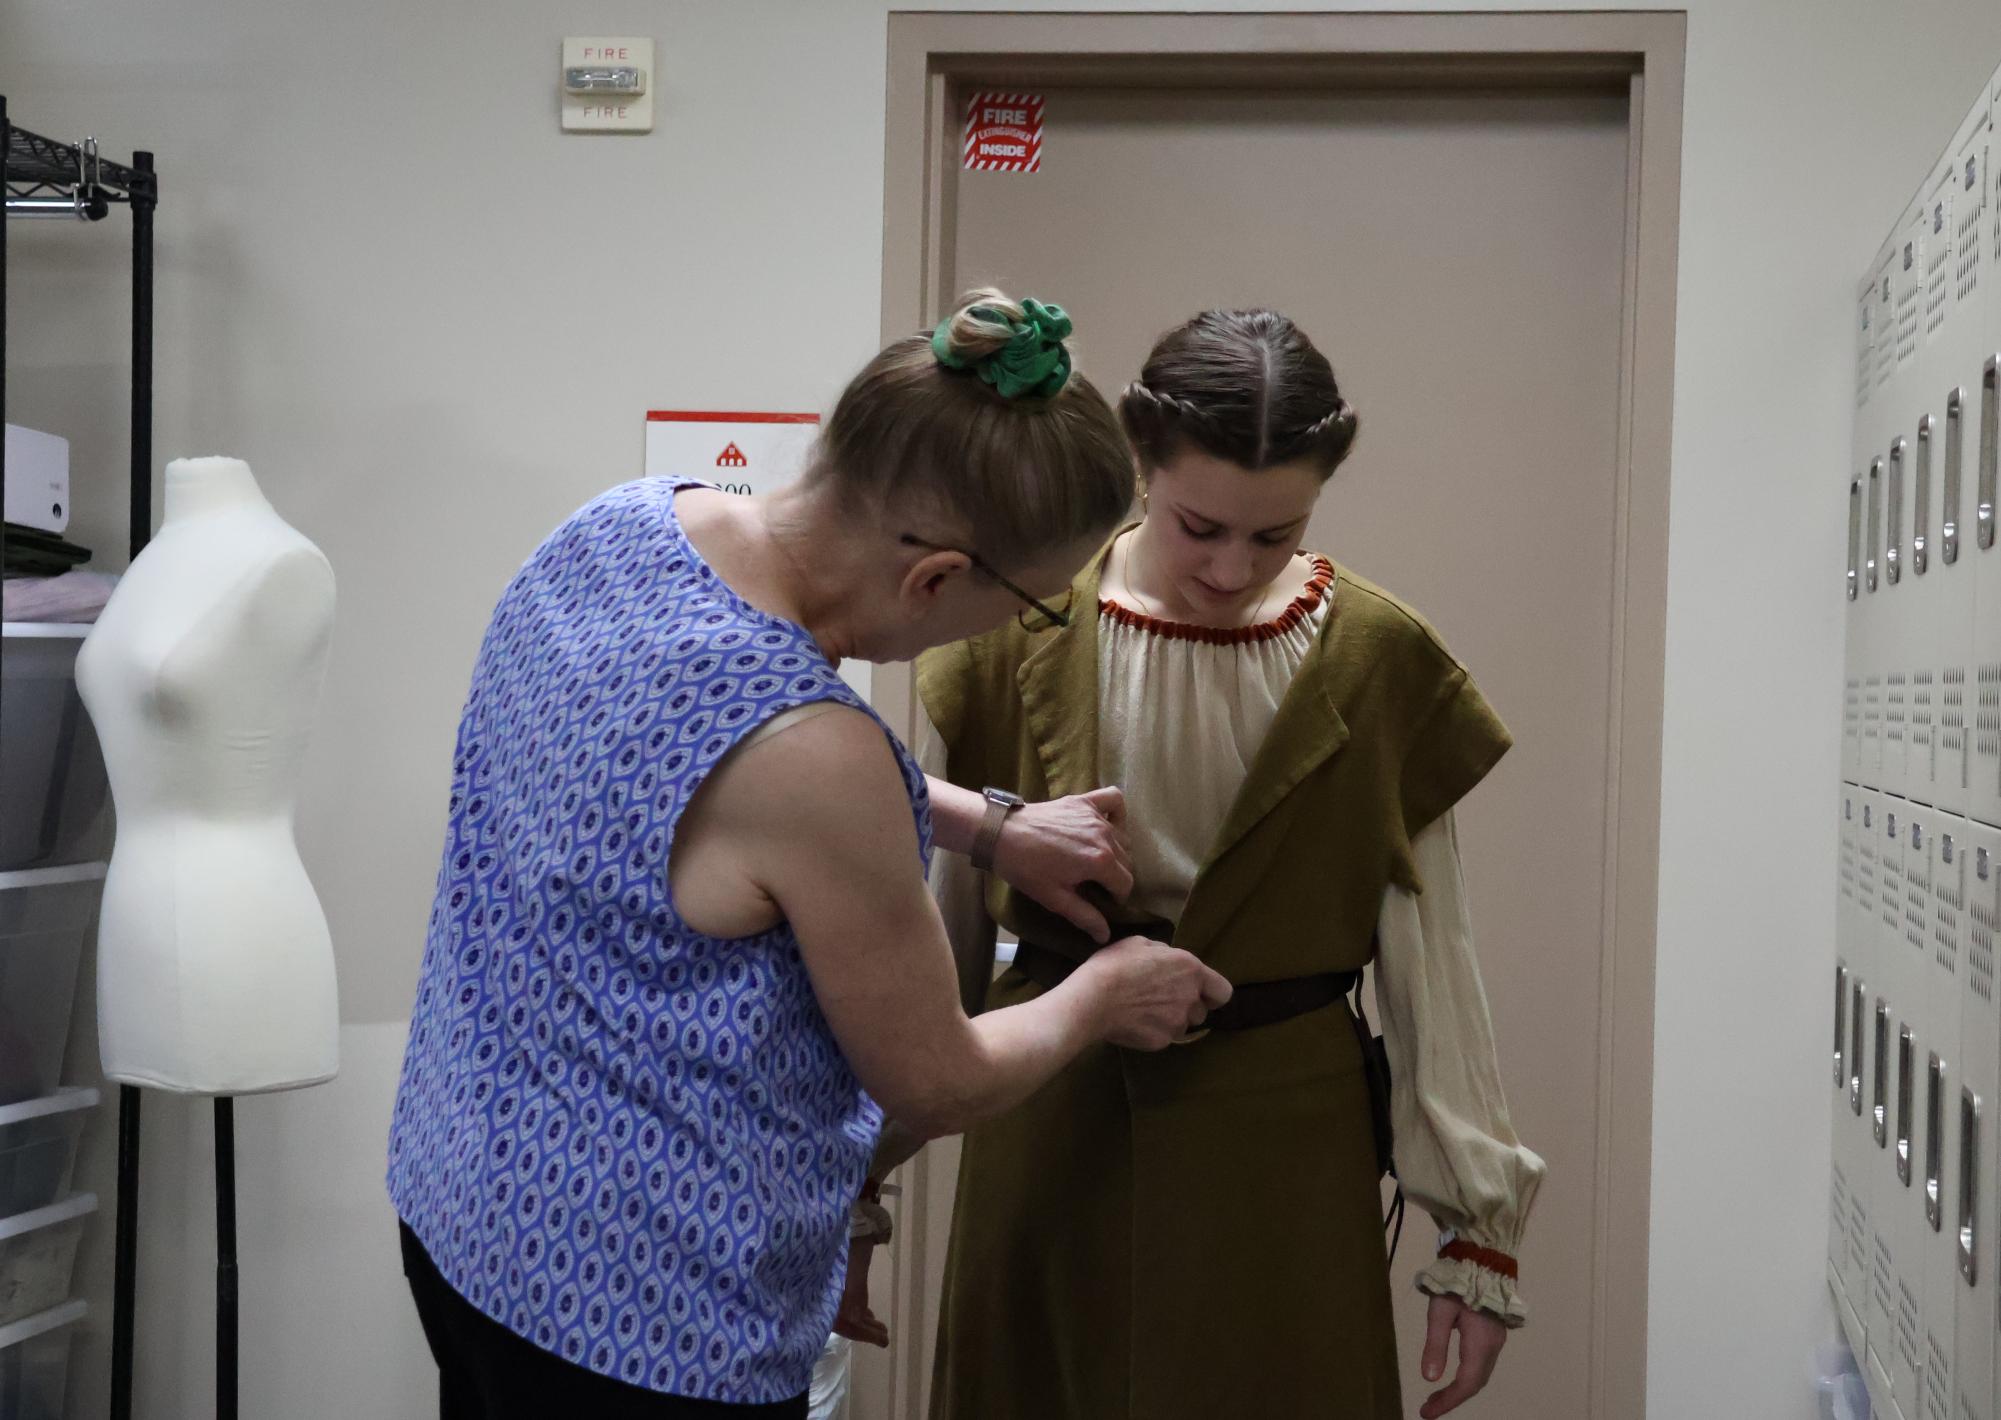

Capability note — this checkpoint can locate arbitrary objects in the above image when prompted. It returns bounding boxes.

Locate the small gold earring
[1139,484,1151,514]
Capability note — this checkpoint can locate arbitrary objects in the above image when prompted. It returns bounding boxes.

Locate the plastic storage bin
[0,1195,94,1330]
[0,1299,86,1420]
[0,628,112,872]
[0,1091,97,1218]
[0,874,96,1106]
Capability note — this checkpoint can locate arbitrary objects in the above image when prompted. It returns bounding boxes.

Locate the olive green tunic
[918,552,1511,1420]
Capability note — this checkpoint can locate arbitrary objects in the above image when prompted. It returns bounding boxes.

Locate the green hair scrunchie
[930,298,1075,400]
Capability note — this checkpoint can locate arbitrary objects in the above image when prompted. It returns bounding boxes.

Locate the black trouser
[399,1223,809,1420]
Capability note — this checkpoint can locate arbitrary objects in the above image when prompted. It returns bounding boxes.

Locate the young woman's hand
[1418,1295,1507,1418]
[989,786,1134,942]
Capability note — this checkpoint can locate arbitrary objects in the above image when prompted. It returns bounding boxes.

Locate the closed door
[894,79,1631,1420]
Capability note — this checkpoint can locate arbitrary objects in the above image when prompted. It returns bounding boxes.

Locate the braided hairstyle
[1120,310,1358,480]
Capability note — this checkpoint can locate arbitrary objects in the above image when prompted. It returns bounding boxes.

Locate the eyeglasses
[899,534,1074,630]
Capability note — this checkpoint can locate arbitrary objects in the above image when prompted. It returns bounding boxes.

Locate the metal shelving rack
[2,95,156,1420]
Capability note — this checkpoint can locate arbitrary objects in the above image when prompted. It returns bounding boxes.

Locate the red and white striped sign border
[963,91,1044,173]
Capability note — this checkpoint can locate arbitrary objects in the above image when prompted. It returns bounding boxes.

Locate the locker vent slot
[1976,663,2001,767]
[1961,154,1989,300]
[1897,1275,1919,1368]
[1943,667,1968,758]
[1971,913,1996,1004]
[1925,1331,1951,1420]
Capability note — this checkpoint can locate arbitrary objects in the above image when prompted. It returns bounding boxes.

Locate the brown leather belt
[1010,934,1358,1035]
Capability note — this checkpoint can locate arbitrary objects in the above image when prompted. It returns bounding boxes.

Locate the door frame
[873,12,1684,1417]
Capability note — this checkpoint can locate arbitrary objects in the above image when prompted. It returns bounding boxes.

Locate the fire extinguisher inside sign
[963,92,1044,173]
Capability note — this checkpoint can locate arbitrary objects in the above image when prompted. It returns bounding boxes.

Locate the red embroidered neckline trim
[1438,1240,1520,1282]
[1098,556,1335,646]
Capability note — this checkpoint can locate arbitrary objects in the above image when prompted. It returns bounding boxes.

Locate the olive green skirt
[929,967,1401,1420]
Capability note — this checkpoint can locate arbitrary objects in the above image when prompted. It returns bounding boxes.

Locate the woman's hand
[1072,935,1232,1049]
[832,1236,888,1348]
[1418,1294,1507,1418]
[989,787,1134,942]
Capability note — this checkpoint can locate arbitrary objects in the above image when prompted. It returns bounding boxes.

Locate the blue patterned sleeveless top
[388,478,932,1403]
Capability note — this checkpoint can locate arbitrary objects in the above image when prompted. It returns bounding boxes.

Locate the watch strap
[971,795,1012,872]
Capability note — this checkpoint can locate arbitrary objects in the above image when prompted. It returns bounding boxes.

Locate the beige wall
[5,2,2001,1415]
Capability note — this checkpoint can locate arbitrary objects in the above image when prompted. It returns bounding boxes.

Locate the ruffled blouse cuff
[1415,1242,1528,1329]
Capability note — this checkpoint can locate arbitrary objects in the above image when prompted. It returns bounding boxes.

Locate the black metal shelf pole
[2,107,160,1420]
[110,147,156,1420]
[129,150,152,560]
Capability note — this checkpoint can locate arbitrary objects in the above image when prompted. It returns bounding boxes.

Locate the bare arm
[695,705,1228,1139]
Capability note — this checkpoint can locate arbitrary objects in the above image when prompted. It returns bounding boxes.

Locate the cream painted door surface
[910,83,1628,1420]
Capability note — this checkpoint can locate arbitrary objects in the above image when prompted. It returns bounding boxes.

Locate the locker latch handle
[1851,980,1867,1116]
[1927,1052,1945,1233]
[1847,479,1863,602]
[1979,356,1998,552]
[1945,388,1965,565]
[1873,1000,1891,1147]
[1834,964,1849,1086]
[1867,456,1883,592]
[1914,414,1933,575]
[1887,438,1905,584]
[1962,1086,1982,1285]
[1897,1024,1914,1186]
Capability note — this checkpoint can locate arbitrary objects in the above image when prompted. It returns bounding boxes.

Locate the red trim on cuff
[1438,1240,1519,1281]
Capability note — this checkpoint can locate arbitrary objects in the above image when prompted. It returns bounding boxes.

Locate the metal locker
[1854,268,1880,789]
[1887,196,1932,805]
[1974,349,2001,832]
[1933,97,1993,820]
[1874,798,1914,1406]
[1926,811,1972,1420]
[1838,783,1865,1321]
[1867,240,1904,792]
[1912,149,1966,811]
[1893,807,1942,1419]
[1845,786,1882,1349]
[1967,80,2001,831]
[1954,818,2001,1420]
[1872,800,1920,1400]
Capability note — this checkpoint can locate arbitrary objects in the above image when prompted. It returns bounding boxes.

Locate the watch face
[985,787,1026,809]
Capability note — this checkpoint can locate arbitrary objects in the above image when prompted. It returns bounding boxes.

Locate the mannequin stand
[110,1086,141,1420]
[107,1093,240,1420]
[215,1097,237,1420]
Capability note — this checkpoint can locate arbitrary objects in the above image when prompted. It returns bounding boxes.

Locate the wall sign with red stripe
[963,91,1044,173]
[643,410,820,497]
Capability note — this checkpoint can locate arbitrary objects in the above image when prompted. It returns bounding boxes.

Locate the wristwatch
[971,787,1025,873]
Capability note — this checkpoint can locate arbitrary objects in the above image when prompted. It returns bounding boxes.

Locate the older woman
[385,291,1229,1419]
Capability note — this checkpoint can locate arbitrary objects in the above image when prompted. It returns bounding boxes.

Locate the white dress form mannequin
[76,457,339,1094]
